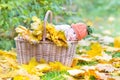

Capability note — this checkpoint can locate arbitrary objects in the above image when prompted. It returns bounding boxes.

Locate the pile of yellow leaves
[0,50,70,80]
[15,16,67,47]
[70,39,120,80]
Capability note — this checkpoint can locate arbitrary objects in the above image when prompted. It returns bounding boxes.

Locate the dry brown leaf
[96,64,116,72]
[109,58,120,68]
[74,55,92,62]
[67,69,85,76]
[95,52,112,62]
[103,46,120,52]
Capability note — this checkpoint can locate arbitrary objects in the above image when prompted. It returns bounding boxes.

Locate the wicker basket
[15,10,78,66]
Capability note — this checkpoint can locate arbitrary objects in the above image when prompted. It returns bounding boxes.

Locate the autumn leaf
[31,21,43,40]
[15,26,40,44]
[46,23,68,47]
[49,62,70,71]
[0,70,17,78]
[71,58,79,67]
[114,36,120,48]
[86,42,102,57]
[13,75,30,80]
[15,25,29,35]
[21,57,38,74]
[16,16,68,47]
[103,45,120,52]
[96,64,116,72]
[110,58,120,68]
[67,69,85,77]
[14,69,40,80]
[84,69,99,80]
[56,31,68,47]
[35,64,51,72]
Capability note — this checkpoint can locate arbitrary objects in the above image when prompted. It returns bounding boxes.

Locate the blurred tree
[0,0,66,50]
[0,0,120,50]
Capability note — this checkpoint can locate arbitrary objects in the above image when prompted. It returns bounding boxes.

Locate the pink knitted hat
[71,23,88,40]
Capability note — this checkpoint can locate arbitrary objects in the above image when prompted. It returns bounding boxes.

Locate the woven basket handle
[43,10,53,41]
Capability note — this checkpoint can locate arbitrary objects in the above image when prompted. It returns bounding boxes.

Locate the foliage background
[0,0,120,50]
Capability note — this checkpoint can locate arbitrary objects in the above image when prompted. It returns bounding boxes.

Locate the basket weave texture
[15,10,78,66]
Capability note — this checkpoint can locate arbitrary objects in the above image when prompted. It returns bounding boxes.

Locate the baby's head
[71,23,88,40]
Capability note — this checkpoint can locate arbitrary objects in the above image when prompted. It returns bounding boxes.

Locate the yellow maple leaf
[31,21,43,41]
[84,69,99,80]
[21,57,38,74]
[46,23,57,34]
[114,36,120,48]
[56,31,68,47]
[90,42,102,51]
[46,23,68,47]
[87,42,102,57]
[13,75,29,80]
[49,62,69,71]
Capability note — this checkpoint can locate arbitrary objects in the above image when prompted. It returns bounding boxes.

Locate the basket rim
[14,37,78,44]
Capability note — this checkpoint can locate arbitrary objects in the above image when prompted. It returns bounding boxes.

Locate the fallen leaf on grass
[84,69,100,80]
[86,42,102,57]
[20,57,38,74]
[109,58,120,68]
[95,52,112,62]
[114,36,120,48]
[13,69,40,80]
[67,69,85,77]
[96,64,116,73]
[35,64,51,72]
[95,71,112,80]
[103,46,120,52]
[49,62,70,71]
[74,54,92,62]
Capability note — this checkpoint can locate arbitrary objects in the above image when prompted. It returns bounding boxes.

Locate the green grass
[89,75,96,80]
[77,60,98,66]
[67,0,120,37]
[112,52,120,58]
[40,71,69,80]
